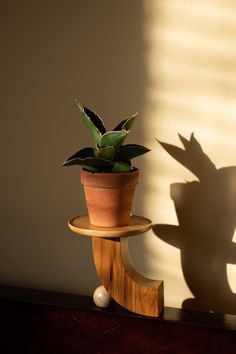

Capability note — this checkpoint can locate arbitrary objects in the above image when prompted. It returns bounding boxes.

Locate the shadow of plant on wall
[153,133,236,315]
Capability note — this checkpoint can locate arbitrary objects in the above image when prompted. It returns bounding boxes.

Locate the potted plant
[63,100,150,227]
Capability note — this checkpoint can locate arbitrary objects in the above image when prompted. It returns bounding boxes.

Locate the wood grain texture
[68,214,164,316]
[68,215,152,238]
[92,236,164,317]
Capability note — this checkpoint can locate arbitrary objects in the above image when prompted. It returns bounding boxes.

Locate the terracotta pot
[80,168,139,227]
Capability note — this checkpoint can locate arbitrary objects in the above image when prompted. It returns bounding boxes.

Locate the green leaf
[112,162,132,172]
[94,146,116,160]
[83,106,106,134]
[62,156,112,171]
[63,147,94,163]
[114,144,150,161]
[113,112,138,131]
[99,130,129,148]
[75,99,105,144]
[63,159,99,172]
[81,166,99,172]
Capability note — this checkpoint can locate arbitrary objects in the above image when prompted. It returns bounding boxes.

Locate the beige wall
[0,0,145,295]
[138,0,236,315]
[1,0,236,315]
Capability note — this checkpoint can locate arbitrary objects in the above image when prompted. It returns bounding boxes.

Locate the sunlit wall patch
[142,0,236,311]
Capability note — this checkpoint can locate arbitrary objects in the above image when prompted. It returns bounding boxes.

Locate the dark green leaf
[81,166,99,172]
[112,162,132,172]
[62,156,112,171]
[75,100,105,144]
[84,107,106,135]
[63,159,99,172]
[64,147,94,163]
[114,144,150,161]
[113,112,138,131]
[94,146,116,160]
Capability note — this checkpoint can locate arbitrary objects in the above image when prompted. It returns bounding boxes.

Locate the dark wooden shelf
[0,285,236,331]
[1,285,236,353]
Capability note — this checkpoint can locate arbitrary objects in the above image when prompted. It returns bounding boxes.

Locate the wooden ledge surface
[0,285,236,332]
[68,215,152,238]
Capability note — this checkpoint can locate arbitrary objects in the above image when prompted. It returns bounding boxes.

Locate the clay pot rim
[81,167,139,176]
[81,167,139,189]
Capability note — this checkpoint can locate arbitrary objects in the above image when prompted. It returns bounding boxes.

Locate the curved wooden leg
[92,237,164,317]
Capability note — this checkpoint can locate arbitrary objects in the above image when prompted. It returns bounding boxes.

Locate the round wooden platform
[68,215,152,238]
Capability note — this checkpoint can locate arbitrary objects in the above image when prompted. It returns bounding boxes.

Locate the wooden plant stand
[68,215,164,317]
